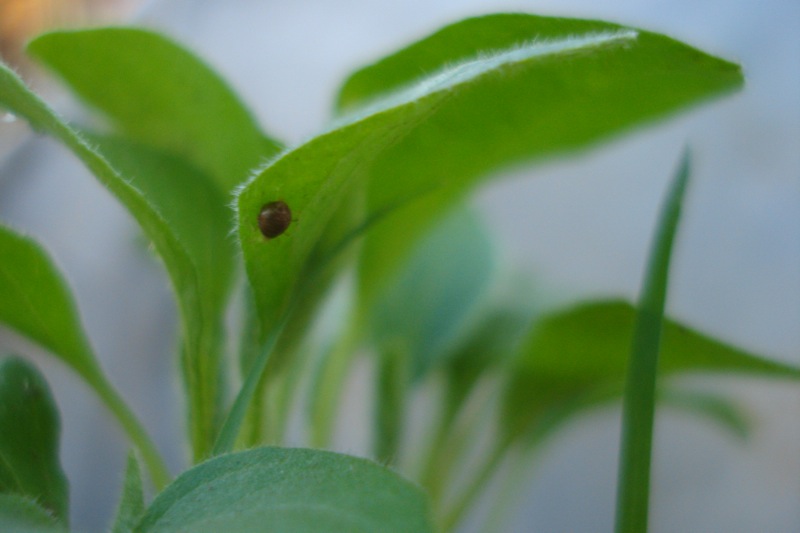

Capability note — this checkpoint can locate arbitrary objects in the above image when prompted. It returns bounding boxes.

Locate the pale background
[0,1,798,531]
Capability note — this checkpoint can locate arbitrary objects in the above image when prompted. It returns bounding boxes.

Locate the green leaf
[0,57,224,459]
[370,208,496,380]
[0,227,98,383]
[111,453,145,533]
[0,357,68,521]
[28,27,282,192]
[338,14,743,305]
[616,149,690,532]
[0,494,67,533]
[0,225,169,488]
[236,13,743,341]
[503,300,800,443]
[659,389,751,442]
[137,447,434,533]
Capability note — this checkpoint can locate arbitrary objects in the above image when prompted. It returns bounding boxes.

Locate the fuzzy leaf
[0,358,68,521]
[0,494,67,533]
[137,447,434,533]
[236,13,743,338]
[28,27,281,192]
[0,56,225,459]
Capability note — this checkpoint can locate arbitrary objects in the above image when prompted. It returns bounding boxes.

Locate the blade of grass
[615,149,691,533]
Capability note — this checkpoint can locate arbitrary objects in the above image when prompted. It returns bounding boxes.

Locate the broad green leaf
[0,357,68,521]
[0,58,221,459]
[236,94,443,335]
[236,13,742,342]
[137,447,435,533]
[111,453,145,533]
[28,27,282,192]
[0,225,168,487]
[616,148,690,532]
[0,494,67,533]
[336,14,743,306]
[370,208,496,380]
[503,300,800,442]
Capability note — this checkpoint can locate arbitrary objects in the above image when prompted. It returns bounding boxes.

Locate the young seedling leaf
[236,13,743,349]
[0,225,169,488]
[0,494,67,533]
[369,208,496,381]
[502,299,800,443]
[0,357,68,521]
[111,452,145,533]
[28,27,282,192]
[137,447,435,533]
[0,58,226,459]
[336,14,744,306]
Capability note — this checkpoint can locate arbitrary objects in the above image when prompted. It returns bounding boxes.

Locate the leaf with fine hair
[137,447,434,533]
[0,357,68,522]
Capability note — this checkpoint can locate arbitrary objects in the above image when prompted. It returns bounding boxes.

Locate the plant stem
[441,436,512,532]
[615,150,691,533]
[92,375,171,490]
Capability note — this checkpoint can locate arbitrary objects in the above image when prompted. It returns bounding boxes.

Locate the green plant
[0,12,797,532]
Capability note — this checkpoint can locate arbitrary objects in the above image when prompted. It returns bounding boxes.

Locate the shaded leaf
[137,447,434,533]
[370,208,496,380]
[660,389,751,442]
[111,453,145,533]
[503,300,800,442]
[0,494,67,533]
[0,357,68,521]
[28,27,281,192]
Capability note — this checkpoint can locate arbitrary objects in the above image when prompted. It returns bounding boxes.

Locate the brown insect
[258,200,292,239]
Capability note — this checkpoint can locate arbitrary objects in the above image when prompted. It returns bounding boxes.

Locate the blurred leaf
[660,389,751,442]
[137,447,434,533]
[236,13,743,343]
[616,149,690,532]
[503,300,800,442]
[0,357,68,521]
[28,27,282,192]
[0,494,67,533]
[370,208,496,380]
[0,225,168,487]
[111,453,145,533]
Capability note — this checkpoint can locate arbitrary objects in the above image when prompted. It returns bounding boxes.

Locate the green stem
[441,437,512,532]
[615,150,691,533]
[375,347,408,463]
[91,376,171,490]
[308,318,361,448]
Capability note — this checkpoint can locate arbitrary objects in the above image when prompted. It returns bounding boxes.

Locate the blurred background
[0,1,798,531]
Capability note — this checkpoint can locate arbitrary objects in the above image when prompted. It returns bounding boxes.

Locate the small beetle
[258,200,292,239]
